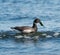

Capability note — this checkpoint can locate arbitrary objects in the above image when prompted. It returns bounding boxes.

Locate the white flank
[23,29,32,33]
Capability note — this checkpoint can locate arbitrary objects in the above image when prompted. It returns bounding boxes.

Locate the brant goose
[11,18,44,34]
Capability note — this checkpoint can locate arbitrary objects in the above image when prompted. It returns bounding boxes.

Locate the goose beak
[39,21,44,26]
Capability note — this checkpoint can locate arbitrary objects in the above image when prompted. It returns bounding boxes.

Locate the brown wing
[12,26,32,31]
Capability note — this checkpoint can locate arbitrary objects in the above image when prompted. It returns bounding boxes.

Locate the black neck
[32,22,37,31]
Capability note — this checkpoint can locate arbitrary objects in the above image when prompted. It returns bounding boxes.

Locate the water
[0,0,60,55]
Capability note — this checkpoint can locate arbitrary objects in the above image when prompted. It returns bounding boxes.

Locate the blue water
[0,0,60,55]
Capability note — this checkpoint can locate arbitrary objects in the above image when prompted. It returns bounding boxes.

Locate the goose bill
[39,21,44,26]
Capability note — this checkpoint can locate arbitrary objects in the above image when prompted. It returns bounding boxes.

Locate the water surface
[0,0,60,55]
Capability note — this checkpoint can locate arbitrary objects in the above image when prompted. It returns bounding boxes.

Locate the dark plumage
[11,18,44,34]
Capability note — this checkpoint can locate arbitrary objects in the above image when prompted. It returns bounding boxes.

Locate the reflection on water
[0,31,60,38]
[0,32,60,55]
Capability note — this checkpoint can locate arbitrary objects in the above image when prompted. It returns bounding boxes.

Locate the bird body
[12,26,36,33]
[11,18,44,34]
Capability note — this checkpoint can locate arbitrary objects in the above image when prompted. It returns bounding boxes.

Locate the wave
[0,31,60,39]
[0,0,60,20]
